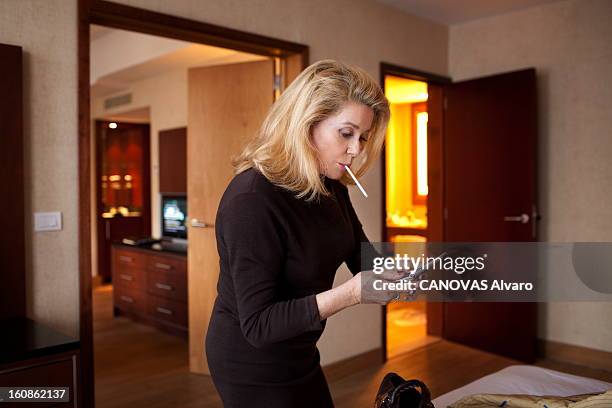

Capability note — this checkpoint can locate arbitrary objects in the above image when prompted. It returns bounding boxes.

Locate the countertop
[112,241,187,257]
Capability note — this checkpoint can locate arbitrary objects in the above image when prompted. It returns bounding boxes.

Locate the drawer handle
[154,262,172,270]
[156,307,173,315]
[155,283,173,291]
[120,274,133,281]
[119,255,134,263]
[120,295,134,303]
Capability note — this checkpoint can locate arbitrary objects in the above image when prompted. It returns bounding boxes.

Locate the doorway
[380,63,450,360]
[78,2,309,406]
[379,63,539,363]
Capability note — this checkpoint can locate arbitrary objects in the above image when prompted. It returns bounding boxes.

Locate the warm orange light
[390,234,427,243]
[416,112,428,197]
[384,76,428,230]
[274,57,282,101]
[385,77,428,104]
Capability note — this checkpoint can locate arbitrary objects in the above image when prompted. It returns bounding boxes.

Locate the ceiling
[90,25,265,98]
[102,107,150,124]
[91,25,112,41]
[375,0,564,25]
[94,43,266,87]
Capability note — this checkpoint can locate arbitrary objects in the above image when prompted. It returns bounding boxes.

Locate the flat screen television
[161,194,187,240]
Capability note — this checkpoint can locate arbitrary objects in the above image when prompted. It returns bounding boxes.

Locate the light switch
[34,212,62,232]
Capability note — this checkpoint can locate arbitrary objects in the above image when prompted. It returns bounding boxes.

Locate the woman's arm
[315,269,406,320]
[222,193,323,348]
[315,273,361,320]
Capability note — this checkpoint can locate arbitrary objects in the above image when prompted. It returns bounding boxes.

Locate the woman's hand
[350,268,410,305]
[315,268,410,321]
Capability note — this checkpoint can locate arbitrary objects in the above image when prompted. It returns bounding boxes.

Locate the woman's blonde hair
[233,59,390,201]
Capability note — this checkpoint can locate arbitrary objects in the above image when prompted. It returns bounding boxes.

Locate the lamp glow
[416,112,428,197]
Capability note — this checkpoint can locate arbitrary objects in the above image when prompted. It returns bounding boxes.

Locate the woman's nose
[347,137,361,156]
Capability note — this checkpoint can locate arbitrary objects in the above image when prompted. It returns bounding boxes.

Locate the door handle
[503,213,530,224]
[190,218,214,228]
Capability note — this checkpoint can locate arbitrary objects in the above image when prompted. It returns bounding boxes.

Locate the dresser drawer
[146,254,186,275]
[113,286,145,314]
[113,248,145,269]
[147,296,187,328]
[147,269,187,302]
[113,266,145,291]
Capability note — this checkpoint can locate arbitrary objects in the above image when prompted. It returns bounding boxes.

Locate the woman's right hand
[316,267,409,321]
[350,268,410,305]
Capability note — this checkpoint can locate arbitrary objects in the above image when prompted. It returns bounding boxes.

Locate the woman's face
[311,101,374,180]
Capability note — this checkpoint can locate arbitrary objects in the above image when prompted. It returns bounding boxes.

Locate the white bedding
[432,365,612,408]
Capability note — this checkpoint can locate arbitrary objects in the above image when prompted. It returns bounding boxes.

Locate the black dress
[205,168,373,408]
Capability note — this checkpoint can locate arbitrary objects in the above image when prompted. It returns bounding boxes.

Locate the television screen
[161,194,187,239]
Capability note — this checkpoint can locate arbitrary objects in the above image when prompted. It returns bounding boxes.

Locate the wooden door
[159,127,187,194]
[443,69,538,362]
[0,43,25,318]
[425,82,445,337]
[187,60,274,374]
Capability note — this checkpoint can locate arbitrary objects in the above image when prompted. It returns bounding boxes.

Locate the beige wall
[0,0,79,337]
[450,0,612,352]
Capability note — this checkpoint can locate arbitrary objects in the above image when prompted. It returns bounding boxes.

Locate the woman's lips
[337,162,350,170]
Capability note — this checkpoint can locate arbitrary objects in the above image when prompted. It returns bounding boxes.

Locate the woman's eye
[360,135,369,143]
[340,131,353,138]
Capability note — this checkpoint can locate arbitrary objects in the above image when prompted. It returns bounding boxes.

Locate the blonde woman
[205,60,391,407]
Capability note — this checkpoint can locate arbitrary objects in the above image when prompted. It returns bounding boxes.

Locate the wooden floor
[386,300,439,359]
[93,285,611,407]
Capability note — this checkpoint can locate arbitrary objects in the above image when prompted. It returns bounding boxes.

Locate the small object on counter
[121,236,161,246]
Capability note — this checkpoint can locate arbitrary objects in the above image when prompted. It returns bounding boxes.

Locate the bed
[432,365,612,407]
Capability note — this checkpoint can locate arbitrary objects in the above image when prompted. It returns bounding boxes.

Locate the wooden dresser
[111,244,188,337]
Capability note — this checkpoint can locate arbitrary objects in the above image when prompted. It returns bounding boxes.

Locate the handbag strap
[389,379,433,408]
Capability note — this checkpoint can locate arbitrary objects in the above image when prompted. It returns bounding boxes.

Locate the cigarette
[344,165,368,198]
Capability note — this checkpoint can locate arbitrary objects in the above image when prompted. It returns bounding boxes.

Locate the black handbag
[374,373,435,408]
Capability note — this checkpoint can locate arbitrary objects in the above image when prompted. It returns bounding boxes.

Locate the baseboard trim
[322,348,383,382]
[538,339,612,372]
